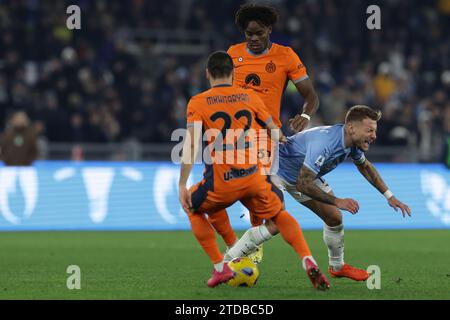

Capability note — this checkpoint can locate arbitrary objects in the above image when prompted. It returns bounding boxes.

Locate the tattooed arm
[296,166,360,214]
[356,159,411,217]
[296,166,336,205]
[355,159,388,194]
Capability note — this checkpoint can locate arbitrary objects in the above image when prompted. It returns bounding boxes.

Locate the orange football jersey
[186,84,272,190]
[227,42,308,127]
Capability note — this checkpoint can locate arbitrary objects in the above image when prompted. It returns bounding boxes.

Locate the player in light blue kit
[224,105,411,281]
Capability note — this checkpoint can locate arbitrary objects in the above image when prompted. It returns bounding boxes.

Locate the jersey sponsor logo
[245,73,261,86]
[265,61,276,73]
[223,165,257,181]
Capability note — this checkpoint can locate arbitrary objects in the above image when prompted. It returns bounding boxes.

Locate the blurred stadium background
[1,0,449,161]
[0,0,449,230]
[1,0,450,301]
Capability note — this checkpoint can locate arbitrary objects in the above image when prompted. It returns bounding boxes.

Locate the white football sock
[252,224,273,243]
[323,223,344,271]
[224,225,273,262]
[214,262,224,272]
[226,240,238,252]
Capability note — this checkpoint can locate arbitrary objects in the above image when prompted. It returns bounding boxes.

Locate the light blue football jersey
[276,124,366,184]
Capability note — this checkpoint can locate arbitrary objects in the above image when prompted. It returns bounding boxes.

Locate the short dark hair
[206,51,233,79]
[345,105,382,123]
[235,3,279,31]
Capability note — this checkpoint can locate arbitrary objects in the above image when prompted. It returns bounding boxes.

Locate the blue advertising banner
[0,161,449,231]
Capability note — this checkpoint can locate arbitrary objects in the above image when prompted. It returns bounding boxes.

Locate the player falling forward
[178,51,329,290]
[224,105,412,281]
[208,3,320,264]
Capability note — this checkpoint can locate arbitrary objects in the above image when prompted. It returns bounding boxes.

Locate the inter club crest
[265,61,276,73]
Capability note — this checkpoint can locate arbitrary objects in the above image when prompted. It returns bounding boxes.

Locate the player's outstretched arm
[289,79,319,132]
[356,159,411,217]
[296,166,359,214]
[178,126,199,213]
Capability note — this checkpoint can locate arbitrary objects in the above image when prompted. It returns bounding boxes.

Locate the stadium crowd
[0,0,449,161]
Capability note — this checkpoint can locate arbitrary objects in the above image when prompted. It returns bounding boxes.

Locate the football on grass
[227,257,260,288]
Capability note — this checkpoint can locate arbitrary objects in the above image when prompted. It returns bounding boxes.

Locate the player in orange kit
[208,4,320,263]
[178,51,329,290]
[228,5,318,130]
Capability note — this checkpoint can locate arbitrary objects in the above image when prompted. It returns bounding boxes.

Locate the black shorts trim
[267,176,284,202]
[191,164,214,211]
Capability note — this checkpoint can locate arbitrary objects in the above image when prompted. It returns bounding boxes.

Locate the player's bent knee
[325,214,342,227]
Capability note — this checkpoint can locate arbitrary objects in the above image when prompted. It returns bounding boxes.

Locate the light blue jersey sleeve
[302,141,329,175]
[350,147,366,165]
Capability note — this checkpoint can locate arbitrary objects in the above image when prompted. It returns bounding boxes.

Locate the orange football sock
[188,212,223,264]
[208,209,237,247]
[273,210,312,258]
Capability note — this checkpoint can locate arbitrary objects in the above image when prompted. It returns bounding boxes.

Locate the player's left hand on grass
[179,185,193,213]
[289,114,309,132]
[388,196,411,217]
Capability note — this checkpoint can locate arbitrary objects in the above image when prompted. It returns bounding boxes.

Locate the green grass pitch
[0,230,449,299]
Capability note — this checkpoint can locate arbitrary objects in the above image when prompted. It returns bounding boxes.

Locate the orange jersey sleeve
[286,47,309,83]
[186,98,203,127]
